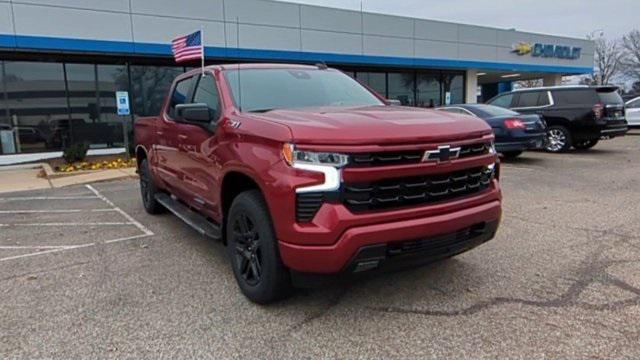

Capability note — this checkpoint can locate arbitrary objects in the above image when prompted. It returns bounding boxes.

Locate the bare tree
[621,30,640,83]
[591,36,624,85]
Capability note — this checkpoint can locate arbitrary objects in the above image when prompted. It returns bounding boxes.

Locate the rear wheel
[573,139,599,150]
[501,151,523,159]
[545,126,572,153]
[227,190,291,304]
[139,158,165,214]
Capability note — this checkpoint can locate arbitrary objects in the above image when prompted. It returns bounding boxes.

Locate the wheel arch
[220,170,265,244]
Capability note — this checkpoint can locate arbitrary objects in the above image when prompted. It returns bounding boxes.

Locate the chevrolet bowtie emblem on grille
[422,145,461,163]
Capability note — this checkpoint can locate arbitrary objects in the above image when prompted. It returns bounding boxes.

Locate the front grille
[350,142,490,167]
[387,222,488,257]
[343,166,493,212]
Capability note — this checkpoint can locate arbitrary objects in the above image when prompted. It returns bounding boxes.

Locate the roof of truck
[214,63,322,71]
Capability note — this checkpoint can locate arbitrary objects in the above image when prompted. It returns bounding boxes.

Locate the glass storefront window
[66,63,102,148]
[443,73,464,105]
[356,72,386,98]
[417,72,441,108]
[3,61,68,153]
[130,66,183,117]
[98,64,129,148]
[387,72,415,106]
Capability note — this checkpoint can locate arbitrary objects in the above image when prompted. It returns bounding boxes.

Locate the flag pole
[201,26,205,76]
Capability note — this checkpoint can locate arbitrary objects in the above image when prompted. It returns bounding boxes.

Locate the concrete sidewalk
[0,164,137,194]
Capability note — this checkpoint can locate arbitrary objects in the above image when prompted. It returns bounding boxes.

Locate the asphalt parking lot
[1,131,639,358]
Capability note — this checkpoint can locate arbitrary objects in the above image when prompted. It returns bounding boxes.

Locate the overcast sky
[280,0,639,39]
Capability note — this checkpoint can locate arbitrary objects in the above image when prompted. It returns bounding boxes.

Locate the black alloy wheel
[231,211,263,286]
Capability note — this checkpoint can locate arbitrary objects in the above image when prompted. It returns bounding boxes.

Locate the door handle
[156,131,164,136]
[178,134,188,140]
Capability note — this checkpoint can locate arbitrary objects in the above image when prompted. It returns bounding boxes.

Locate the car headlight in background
[282,144,348,193]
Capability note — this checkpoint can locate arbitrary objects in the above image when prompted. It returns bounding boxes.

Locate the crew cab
[134,64,502,303]
[487,85,628,152]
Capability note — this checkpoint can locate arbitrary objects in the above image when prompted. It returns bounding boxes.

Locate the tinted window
[193,75,220,119]
[97,64,128,147]
[226,69,383,112]
[596,90,623,105]
[553,90,598,105]
[168,77,194,118]
[489,93,514,108]
[515,92,540,107]
[472,104,520,117]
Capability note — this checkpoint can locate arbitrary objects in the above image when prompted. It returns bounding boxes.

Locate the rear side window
[168,77,195,118]
[489,93,514,108]
[514,92,541,108]
[438,107,472,115]
[596,90,623,105]
[627,98,640,108]
[552,89,598,105]
[193,75,221,120]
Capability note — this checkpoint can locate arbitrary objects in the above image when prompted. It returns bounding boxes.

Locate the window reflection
[98,64,129,147]
[417,72,440,108]
[130,66,183,117]
[388,72,415,106]
[356,72,386,98]
[443,73,464,105]
[3,61,68,153]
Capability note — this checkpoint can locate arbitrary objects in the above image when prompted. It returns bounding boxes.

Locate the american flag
[171,31,203,63]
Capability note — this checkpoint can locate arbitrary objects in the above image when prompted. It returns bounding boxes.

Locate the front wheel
[227,190,291,304]
[545,125,572,153]
[139,158,165,214]
[573,139,599,150]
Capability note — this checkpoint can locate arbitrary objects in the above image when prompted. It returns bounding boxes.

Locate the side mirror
[176,103,211,124]
[386,99,402,106]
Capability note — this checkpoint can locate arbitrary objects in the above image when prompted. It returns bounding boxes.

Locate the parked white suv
[626,97,640,126]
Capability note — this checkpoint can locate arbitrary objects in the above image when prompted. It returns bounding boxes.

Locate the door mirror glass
[175,103,210,124]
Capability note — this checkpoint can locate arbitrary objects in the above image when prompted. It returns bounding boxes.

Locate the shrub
[62,143,89,164]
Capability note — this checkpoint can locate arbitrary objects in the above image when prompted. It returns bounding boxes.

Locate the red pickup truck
[135,63,502,303]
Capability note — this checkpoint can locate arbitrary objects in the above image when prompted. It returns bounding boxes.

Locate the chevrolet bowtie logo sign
[422,145,461,163]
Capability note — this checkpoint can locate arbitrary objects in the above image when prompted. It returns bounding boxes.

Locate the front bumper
[495,134,546,152]
[278,184,501,274]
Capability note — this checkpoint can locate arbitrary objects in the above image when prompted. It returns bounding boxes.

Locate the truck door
[155,75,196,194]
[176,73,223,218]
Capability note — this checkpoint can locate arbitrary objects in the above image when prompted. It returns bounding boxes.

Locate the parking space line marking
[105,233,152,244]
[0,243,95,262]
[0,209,117,214]
[0,245,86,249]
[0,222,134,226]
[501,165,537,171]
[0,196,99,201]
[86,184,154,236]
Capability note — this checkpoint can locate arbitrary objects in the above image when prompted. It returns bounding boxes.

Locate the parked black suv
[486,86,628,152]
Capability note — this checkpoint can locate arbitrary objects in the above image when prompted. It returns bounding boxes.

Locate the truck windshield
[225,68,384,112]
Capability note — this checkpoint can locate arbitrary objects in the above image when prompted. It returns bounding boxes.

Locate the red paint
[135,64,502,274]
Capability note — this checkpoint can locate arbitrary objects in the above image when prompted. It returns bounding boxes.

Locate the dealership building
[0,0,594,164]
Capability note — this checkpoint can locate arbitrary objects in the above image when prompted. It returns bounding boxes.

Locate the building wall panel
[131,0,224,21]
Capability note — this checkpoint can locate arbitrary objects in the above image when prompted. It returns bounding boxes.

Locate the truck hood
[246,106,492,145]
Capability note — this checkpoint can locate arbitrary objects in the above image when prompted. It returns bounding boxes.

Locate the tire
[573,139,599,150]
[226,190,291,304]
[139,158,165,214]
[545,125,572,153]
[501,151,523,159]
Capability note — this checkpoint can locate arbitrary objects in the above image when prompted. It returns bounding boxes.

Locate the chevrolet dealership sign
[511,42,581,60]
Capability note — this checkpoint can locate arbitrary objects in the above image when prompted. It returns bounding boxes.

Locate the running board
[155,193,221,240]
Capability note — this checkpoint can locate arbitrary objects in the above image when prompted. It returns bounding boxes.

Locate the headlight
[282,144,349,168]
[488,140,497,155]
[282,144,347,193]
